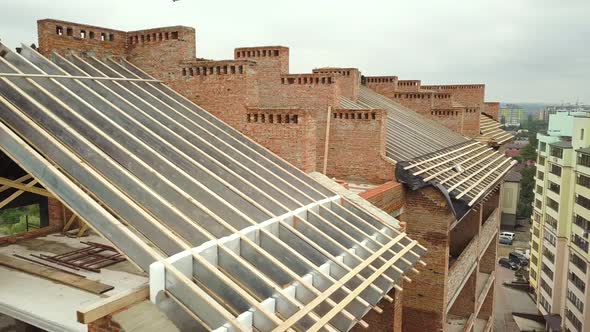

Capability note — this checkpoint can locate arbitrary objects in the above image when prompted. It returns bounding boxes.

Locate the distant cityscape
[500,103,590,126]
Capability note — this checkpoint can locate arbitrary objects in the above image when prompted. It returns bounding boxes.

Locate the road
[494,224,539,332]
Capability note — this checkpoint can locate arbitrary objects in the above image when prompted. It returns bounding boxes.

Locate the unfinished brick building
[0,18,516,332]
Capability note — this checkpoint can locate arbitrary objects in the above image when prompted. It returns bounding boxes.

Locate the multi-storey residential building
[529,110,590,331]
[500,104,525,126]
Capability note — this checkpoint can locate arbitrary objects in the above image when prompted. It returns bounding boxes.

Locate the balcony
[448,236,478,305]
[447,208,498,308]
[479,209,499,256]
[447,314,474,332]
[473,316,493,332]
[476,271,495,310]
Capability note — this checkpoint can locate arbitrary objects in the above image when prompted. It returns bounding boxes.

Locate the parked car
[500,232,516,240]
[499,257,519,270]
[499,236,513,245]
[509,252,529,266]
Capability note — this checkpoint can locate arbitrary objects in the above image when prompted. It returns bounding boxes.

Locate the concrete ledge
[308,172,401,229]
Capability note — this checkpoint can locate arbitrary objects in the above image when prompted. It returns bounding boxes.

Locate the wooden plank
[77,284,149,324]
[0,179,38,209]
[0,174,31,193]
[0,177,53,197]
[0,254,113,294]
[62,213,77,232]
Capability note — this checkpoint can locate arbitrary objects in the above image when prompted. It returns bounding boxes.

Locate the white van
[500,232,515,240]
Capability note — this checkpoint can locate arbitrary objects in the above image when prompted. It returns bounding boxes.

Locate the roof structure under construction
[0,43,426,332]
[342,87,516,218]
[477,113,514,145]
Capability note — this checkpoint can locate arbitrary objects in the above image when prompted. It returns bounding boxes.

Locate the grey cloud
[0,0,587,103]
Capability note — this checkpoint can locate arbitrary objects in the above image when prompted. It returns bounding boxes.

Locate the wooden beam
[77,284,149,324]
[0,177,53,197]
[62,213,77,232]
[0,254,113,294]
[322,106,332,175]
[0,179,38,209]
[77,222,89,237]
[0,174,32,193]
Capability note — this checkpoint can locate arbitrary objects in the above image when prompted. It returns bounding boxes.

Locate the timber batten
[0,43,424,331]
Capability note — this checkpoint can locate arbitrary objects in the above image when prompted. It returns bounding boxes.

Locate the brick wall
[448,270,476,316]
[395,80,421,92]
[47,197,64,228]
[243,108,317,172]
[87,315,122,332]
[313,68,360,101]
[430,109,464,134]
[127,26,196,81]
[351,289,402,332]
[359,180,405,214]
[385,92,434,116]
[37,19,127,57]
[235,46,289,74]
[170,60,259,130]
[326,109,393,183]
[422,84,486,109]
[402,186,453,332]
[364,76,399,98]
[266,74,340,172]
[463,108,481,138]
[484,102,500,121]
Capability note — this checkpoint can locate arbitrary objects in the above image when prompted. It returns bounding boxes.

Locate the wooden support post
[62,214,77,232]
[322,106,332,175]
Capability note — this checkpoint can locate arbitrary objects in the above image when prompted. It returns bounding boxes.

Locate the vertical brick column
[47,197,64,229]
[402,186,454,332]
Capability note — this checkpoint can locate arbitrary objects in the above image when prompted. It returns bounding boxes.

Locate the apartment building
[529,110,590,331]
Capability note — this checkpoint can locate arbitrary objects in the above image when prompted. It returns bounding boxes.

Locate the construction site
[0,17,516,332]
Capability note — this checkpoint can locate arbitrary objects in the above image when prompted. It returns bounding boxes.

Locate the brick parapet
[313,68,360,101]
[37,19,127,58]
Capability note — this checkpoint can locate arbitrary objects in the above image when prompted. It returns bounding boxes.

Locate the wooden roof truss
[0,44,425,332]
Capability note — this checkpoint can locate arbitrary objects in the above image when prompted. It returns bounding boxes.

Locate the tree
[517,167,536,218]
[520,143,537,162]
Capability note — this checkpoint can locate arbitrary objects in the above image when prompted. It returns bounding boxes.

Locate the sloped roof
[347,86,467,161]
[0,44,425,332]
[477,113,514,145]
[342,87,516,217]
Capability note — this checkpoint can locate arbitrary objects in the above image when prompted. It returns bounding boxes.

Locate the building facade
[500,104,525,126]
[529,110,590,331]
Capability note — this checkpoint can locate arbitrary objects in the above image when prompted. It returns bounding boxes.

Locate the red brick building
[1,18,517,331]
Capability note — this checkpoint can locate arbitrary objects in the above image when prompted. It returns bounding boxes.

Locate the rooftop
[342,86,515,218]
[477,113,514,145]
[0,43,424,331]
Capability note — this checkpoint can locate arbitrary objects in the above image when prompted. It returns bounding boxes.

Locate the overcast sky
[0,0,588,104]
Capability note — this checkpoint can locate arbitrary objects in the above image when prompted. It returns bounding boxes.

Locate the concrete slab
[112,301,180,332]
[446,315,468,332]
[0,233,147,332]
